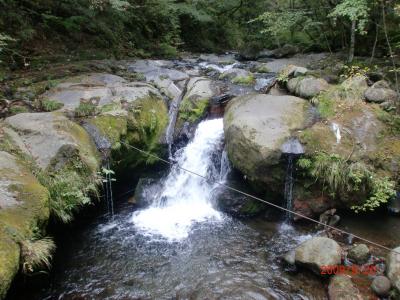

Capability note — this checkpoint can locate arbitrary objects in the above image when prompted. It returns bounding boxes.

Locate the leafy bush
[298,152,396,212]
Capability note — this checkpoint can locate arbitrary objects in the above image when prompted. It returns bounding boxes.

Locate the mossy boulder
[0,151,50,299]
[40,73,162,112]
[175,77,219,140]
[220,68,255,85]
[224,94,311,191]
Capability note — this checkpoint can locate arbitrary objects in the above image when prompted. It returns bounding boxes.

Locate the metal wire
[121,141,400,256]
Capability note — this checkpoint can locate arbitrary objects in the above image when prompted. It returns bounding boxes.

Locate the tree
[329,0,370,63]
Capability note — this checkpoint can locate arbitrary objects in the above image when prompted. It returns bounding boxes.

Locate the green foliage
[329,0,369,34]
[41,99,64,112]
[38,159,99,223]
[298,152,397,212]
[351,177,396,212]
[252,10,310,47]
[179,98,209,123]
[75,102,98,117]
[20,237,56,274]
[9,106,29,115]
[340,65,370,79]
[312,93,335,119]
[377,110,400,135]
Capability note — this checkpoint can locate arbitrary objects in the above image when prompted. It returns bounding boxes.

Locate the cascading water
[331,122,341,144]
[132,118,224,240]
[284,154,294,220]
[219,147,231,181]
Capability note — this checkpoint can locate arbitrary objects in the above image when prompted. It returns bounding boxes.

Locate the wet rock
[365,80,398,103]
[294,237,342,275]
[214,187,266,217]
[199,53,236,65]
[287,76,329,99]
[175,77,219,139]
[134,178,161,207]
[5,112,99,171]
[348,244,370,264]
[220,68,254,85]
[254,77,276,93]
[328,275,363,300]
[371,276,391,297]
[388,192,400,215]
[224,94,311,187]
[283,250,296,266]
[318,209,340,228]
[387,246,400,292]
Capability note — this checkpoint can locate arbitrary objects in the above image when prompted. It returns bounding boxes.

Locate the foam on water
[132,118,225,241]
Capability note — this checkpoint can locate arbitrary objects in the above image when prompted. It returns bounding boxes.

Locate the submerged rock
[294,237,342,275]
[224,94,311,188]
[387,246,400,292]
[328,275,362,300]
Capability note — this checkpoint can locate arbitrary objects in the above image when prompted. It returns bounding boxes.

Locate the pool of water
[17,202,328,300]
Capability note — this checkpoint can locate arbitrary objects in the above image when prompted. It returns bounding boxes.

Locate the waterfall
[132,118,224,240]
[284,154,294,220]
[331,122,341,144]
[165,79,189,158]
[219,148,231,182]
[103,158,114,219]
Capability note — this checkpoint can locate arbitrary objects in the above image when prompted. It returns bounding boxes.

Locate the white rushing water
[199,62,237,73]
[331,122,341,144]
[132,118,224,241]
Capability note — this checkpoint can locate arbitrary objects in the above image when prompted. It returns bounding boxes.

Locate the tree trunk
[348,20,356,63]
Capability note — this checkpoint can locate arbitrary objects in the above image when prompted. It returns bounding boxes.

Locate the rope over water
[121,141,400,256]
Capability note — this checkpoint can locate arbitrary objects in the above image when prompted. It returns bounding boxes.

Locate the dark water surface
[13,201,330,300]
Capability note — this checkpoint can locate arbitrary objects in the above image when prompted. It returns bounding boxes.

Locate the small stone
[348,244,370,265]
[283,250,296,265]
[371,276,391,297]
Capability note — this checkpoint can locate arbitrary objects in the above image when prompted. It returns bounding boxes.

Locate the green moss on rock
[89,114,128,149]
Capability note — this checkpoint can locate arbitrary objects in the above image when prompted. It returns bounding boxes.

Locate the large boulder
[387,246,400,292]
[328,275,363,300]
[365,80,398,103]
[5,112,99,171]
[224,94,311,186]
[41,73,162,112]
[294,237,342,275]
[371,276,391,297]
[0,151,49,299]
[287,76,329,99]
